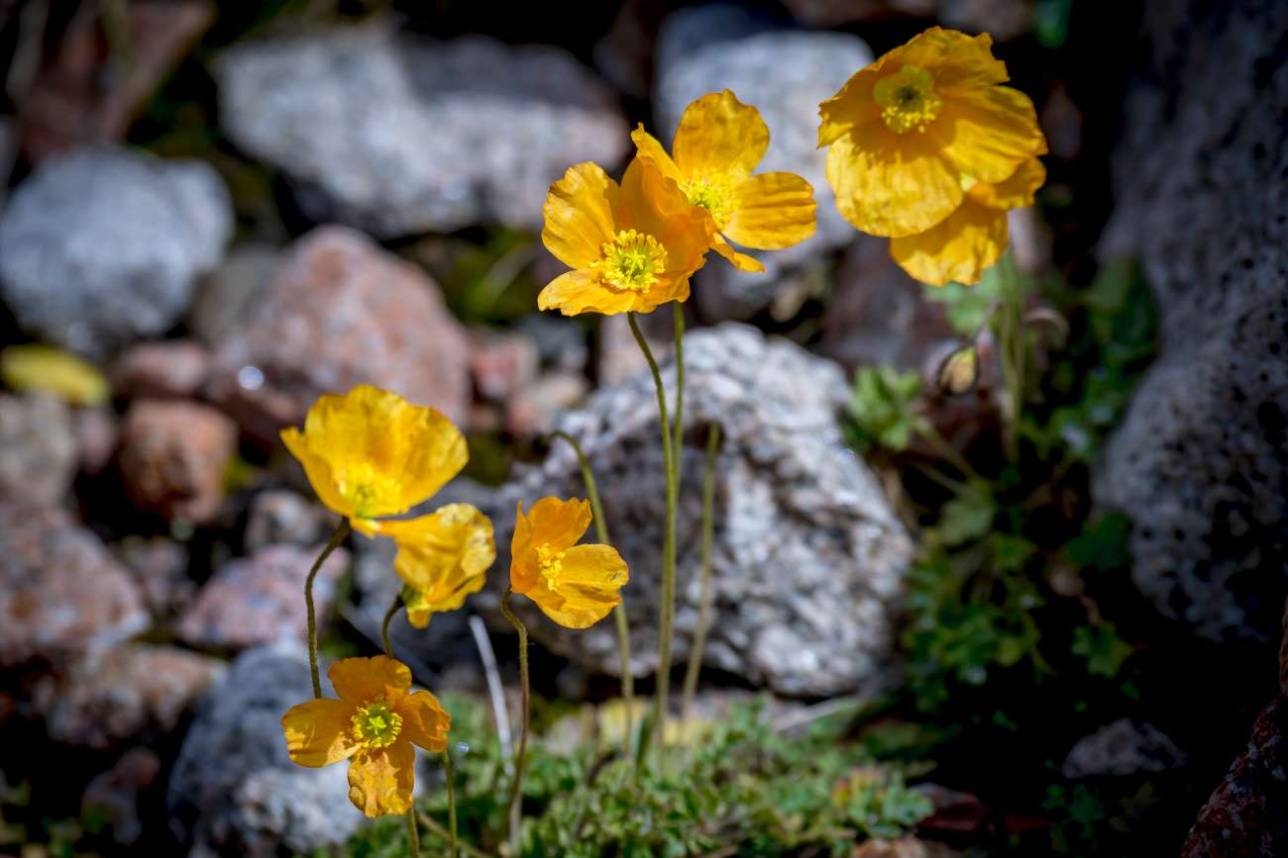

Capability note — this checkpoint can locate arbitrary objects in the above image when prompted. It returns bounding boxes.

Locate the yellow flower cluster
[819,28,1047,285]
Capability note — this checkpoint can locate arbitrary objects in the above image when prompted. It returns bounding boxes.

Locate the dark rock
[1061,718,1187,779]
[1094,0,1288,643]
[207,226,471,442]
[114,537,193,618]
[110,340,211,400]
[244,490,329,553]
[0,394,77,505]
[118,399,238,524]
[781,0,935,26]
[217,24,628,237]
[0,147,231,358]
[83,747,163,846]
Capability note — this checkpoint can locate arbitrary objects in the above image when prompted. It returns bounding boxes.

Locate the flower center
[536,543,565,593]
[598,230,667,292]
[680,175,736,227]
[338,464,403,519]
[351,700,402,749]
[874,65,941,134]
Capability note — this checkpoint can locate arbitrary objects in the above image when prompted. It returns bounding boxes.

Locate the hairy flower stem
[672,305,686,480]
[380,595,401,658]
[499,588,530,855]
[550,430,635,757]
[628,312,677,758]
[306,521,351,698]
[418,811,490,858]
[681,424,720,723]
[406,808,421,857]
[444,750,458,858]
[995,252,1027,460]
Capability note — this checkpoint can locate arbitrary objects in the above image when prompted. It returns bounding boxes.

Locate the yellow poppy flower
[631,90,817,273]
[363,504,496,628]
[539,156,713,317]
[281,655,449,817]
[1,344,109,406]
[281,384,467,523]
[890,157,1045,286]
[509,497,629,629]
[818,27,1047,238]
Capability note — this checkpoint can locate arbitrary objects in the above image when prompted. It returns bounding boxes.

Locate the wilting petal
[538,269,642,317]
[531,544,629,630]
[672,90,769,180]
[347,742,415,817]
[328,655,412,704]
[541,162,618,270]
[711,236,765,273]
[723,172,817,250]
[940,86,1045,185]
[970,157,1045,210]
[889,199,1008,287]
[281,698,359,767]
[396,690,451,752]
[826,128,963,238]
[374,505,495,625]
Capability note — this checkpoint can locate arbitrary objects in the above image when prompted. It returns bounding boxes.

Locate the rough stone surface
[0,394,77,505]
[482,323,912,697]
[244,490,329,552]
[217,24,628,237]
[73,406,119,475]
[189,244,281,347]
[114,537,194,618]
[177,544,349,651]
[0,147,232,357]
[82,747,163,846]
[505,370,590,438]
[1094,0,1288,644]
[110,340,211,400]
[469,328,540,403]
[1061,718,1187,779]
[0,504,148,667]
[118,399,238,524]
[207,226,470,442]
[32,643,224,750]
[655,6,872,320]
[168,644,363,856]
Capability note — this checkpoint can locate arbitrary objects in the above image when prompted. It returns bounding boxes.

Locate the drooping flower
[890,157,1046,286]
[281,655,449,817]
[539,157,713,316]
[1,344,109,406]
[818,28,1046,239]
[631,90,816,272]
[509,497,629,629]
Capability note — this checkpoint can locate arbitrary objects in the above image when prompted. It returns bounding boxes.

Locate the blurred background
[0,0,1284,855]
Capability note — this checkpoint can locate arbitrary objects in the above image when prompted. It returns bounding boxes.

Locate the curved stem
[628,312,677,756]
[380,594,401,658]
[550,430,635,754]
[681,424,720,723]
[417,811,491,858]
[444,750,458,858]
[499,589,529,856]
[406,806,421,857]
[306,521,351,698]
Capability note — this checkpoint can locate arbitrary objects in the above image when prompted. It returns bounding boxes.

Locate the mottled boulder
[1061,718,1187,779]
[0,394,77,505]
[114,537,194,618]
[177,544,349,651]
[207,226,470,442]
[32,643,224,750]
[217,24,627,237]
[655,5,871,320]
[168,644,363,856]
[1094,0,1288,643]
[483,323,912,697]
[244,490,329,553]
[189,244,281,347]
[118,400,238,524]
[110,340,211,400]
[0,504,148,667]
[0,147,231,357]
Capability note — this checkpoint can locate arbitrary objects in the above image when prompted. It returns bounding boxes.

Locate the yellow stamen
[338,464,404,519]
[597,230,667,292]
[873,65,941,134]
[536,544,565,593]
[679,175,736,227]
[351,700,402,749]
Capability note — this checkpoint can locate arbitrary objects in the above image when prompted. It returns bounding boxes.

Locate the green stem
[380,594,401,658]
[672,304,686,477]
[306,521,351,698]
[499,589,530,856]
[407,806,421,857]
[628,312,677,755]
[417,810,491,858]
[550,430,635,756]
[681,424,720,723]
[444,750,458,858]
[995,252,1027,460]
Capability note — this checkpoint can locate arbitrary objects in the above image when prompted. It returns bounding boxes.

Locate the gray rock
[217,24,627,238]
[0,147,232,358]
[189,244,281,347]
[168,644,363,857]
[0,394,77,505]
[1094,0,1288,643]
[1061,718,1187,779]
[654,6,871,320]
[244,490,329,553]
[483,323,912,697]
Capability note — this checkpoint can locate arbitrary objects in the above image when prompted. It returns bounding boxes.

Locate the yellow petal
[0,344,109,406]
[889,198,1008,287]
[281,698,360,767]
[900,28,1007,90]
[328,655,412,704]
[510,497,592,594]
[396,689,450,752]
[723,172,817,250]
[818,65,886,148]
[940,86,1045,184]
[347,743,415,817]
[672,90,768,180]
[538,269,642,317]
[373,505,495,623]
[825,127,963,237]
[541,162,617,270]
[969,157,1046,210]
[630,125,685,184]
[528,544,629,630]
[711,237,765,273]
[615,156,714,280]
[282,385,467,520]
